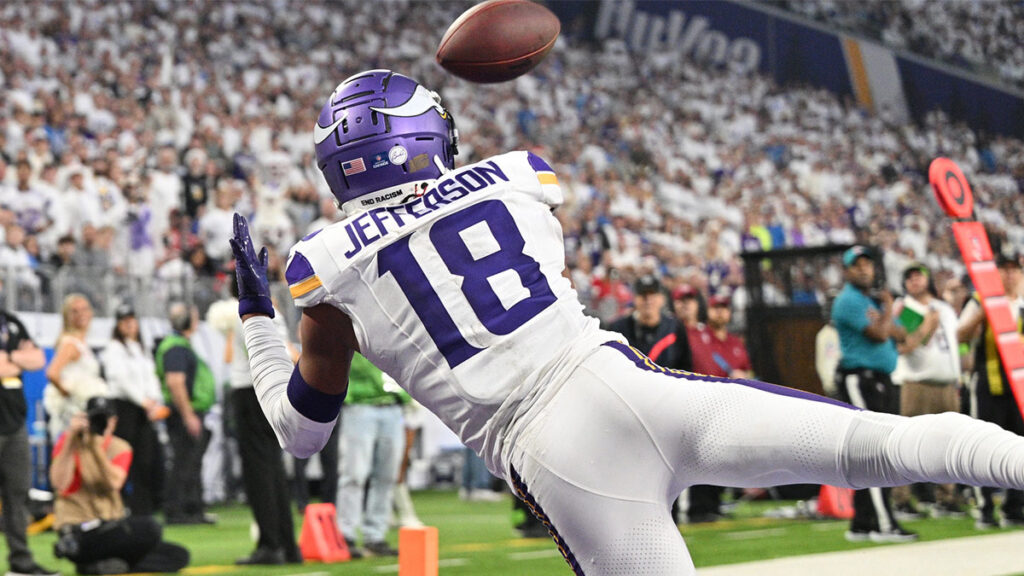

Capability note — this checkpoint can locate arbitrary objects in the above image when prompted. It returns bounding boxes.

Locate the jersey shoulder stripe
[289,274,323,299]
[285,248,326,303]
[527,151,559,187]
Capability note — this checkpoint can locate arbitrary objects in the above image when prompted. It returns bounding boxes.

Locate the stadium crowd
[776,0,1024,88]
[0,0,1022,329]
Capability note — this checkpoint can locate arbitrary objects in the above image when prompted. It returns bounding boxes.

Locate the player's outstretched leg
[597,341,1024,503]
[508,343,1024,575]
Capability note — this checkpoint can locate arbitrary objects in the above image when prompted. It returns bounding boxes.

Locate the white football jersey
[285,151,613,474]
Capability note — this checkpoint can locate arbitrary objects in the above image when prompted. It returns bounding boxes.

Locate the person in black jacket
[609,275,692,371]
[0,304,60,576]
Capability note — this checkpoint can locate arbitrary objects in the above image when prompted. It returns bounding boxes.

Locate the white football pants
[506,342,1024,576]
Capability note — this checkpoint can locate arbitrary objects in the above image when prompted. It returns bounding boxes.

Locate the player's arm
[294,303,357,395]
[232,214,349,457]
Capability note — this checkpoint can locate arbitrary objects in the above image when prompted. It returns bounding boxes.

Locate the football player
[233,70,1024,575]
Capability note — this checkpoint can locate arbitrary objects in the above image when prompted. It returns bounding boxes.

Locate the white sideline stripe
[721,528,787,540]
[810,522,847,532]
[509,549,563,560]
[282,572,331,576]
[373,558,469,572]
[698,532,1024,576]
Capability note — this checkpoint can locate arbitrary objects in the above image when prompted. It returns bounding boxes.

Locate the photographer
[50,397,189,575]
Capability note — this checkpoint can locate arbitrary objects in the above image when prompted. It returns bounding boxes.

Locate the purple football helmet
[314,70,458,213]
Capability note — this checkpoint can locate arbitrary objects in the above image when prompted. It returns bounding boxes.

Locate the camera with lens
[86,397,114,435]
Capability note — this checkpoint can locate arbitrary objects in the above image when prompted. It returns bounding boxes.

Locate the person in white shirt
[0,160,54,238]
[100,304,167,516]
[147,146,183,243]
[55,167,102,241]
[0,223,41,297]
[891,263,964,517]
[197,183,237,268]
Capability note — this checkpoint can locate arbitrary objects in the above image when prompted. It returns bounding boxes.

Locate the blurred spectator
[43,293,106,442]
[460,448,502,503]
[51,397,189,575]
[0,160,53,238]
[197,183,237,269]
[832,246,913,542]
[688,293,751,380]
[70,224,113,308]
[55,166,101,242]
[101,304,167,517]
[393,402,423,528]
[123,178,158,280]
[610,275,693,371]
[814,293,842,398]
[306,196,341,236]
[224,289,301,566]
[155,302,215,525]
[148,146,182,243]
[185,247,219,316]
[942,275,970,315]
[48,235,76,271]
[0,304,58,576]
[591,267,632,325]
[671,284,704,329]
[891,263,964,518]
[0,223,42,308]
[337,353,409,558]
[181,148,211,222]
[957,253,1024,529]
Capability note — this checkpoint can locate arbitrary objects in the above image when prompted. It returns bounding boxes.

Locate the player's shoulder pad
[489,150,562,208]
[285,229,330,308]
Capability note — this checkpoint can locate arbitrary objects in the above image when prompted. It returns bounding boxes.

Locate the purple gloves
[229,213,275,318]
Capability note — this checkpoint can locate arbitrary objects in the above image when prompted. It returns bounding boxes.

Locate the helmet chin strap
[433,154,450,175]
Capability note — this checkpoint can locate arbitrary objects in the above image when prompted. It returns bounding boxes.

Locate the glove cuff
[238,295,275,318]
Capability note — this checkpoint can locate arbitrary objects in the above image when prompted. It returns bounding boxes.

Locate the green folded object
[899,298,928,339]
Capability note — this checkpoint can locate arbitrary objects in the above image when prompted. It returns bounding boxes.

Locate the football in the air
[436,0,561,84]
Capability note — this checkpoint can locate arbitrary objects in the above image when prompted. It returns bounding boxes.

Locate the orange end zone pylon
[299,503,351,563]
[930,157,1024,413]
[817,485,854,519]
[399,525,439,576]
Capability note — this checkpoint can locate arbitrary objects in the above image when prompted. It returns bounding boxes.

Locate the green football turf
[9,491,1024,575]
